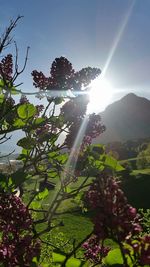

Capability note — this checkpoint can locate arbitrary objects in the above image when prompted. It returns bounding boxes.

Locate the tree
[136,143,150,169]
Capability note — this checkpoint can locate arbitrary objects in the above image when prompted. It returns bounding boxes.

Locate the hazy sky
[1,0,150,101]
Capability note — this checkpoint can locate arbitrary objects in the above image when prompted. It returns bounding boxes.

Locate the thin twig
[0,149,15,159]
[0,16,23,53]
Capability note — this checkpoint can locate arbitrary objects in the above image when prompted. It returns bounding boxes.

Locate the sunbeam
[61,116,89,184]
[101,0,136,78]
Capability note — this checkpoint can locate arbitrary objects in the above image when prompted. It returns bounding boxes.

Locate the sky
[1,0,150,102]
[1,0,150,153]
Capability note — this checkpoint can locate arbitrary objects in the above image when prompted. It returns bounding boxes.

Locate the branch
[0,16,23,53]
[12,43,30,82]
[0,149,15,159]
[0,134,12,144]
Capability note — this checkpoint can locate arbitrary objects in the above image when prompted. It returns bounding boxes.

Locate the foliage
[136,143,150,169]
[0,17,149,267]
[139,209,150,234]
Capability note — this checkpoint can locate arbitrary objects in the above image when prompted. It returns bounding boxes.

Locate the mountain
[94,93,150,143]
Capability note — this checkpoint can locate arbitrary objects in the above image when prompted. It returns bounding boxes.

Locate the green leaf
[11,87,19,95]
[17,103,36,119]
[37,188,49,200]
[115,162,125,172]
[17,137,36,149]
[11,170,27,187]
[22,148,30,155]
[0,173,7,191]
[105,155,117,169]
[57,153,68,164]
[104,248,123,266]
[34,117,46,125]
[65,186,72,193]
[40,264,50,267]
[52,252,66,263]
[66,258,82,267]
[104,155,124,172]
[91,144,105,154]
[0,94,4,103]
[104,248,132,266]
[0,79,4,87]
[54,97,64,105]
[30,201,42,209]
[52,253,84,266]
[94,160,105,170]
[13,118,25,127]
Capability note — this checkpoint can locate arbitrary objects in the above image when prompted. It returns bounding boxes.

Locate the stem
[119,241,128,267]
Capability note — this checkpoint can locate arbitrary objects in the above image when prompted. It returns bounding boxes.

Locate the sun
[87,77,113,114]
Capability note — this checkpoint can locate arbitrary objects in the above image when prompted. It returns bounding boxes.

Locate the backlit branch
[0,15,23,54]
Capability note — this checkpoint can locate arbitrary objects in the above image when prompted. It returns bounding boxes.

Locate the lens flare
[87,77,113,113]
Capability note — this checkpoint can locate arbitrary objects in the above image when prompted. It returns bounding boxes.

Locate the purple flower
[0,54,13,81]
[0,194,41,266]
[19,95,29,104]
[82,236,110,263]
[85,176,142,242]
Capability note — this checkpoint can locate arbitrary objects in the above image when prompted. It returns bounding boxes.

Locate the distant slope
[94,93,150,143]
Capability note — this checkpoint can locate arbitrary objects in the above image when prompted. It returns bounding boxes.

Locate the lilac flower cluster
[83,175,150,265]
[85,114,106,139]
[32,70,50,90]
[50,57,75,91]
[19,95,29,104]
[35,104,44,116]
[80,114,105,152]
[82,236,110,264]
[63,111,105,150]
[0,194,40,266]
[0,54,13,81]
[61,95,89,123]
[36,123,50,137]
[32,57,100,92]
[86,176,142,242]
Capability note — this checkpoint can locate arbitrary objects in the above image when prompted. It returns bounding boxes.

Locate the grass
[54,212,93,242]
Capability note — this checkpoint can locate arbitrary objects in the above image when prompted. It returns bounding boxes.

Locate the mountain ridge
[94,93,150,144]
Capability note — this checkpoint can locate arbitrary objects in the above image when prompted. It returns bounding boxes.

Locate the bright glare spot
[87,77,113,114]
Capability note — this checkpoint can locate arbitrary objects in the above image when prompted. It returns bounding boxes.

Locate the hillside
[94,93,150,143]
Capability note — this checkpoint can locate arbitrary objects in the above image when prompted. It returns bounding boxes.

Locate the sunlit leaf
[66,257,82,267]
[13,118,25,127]
[34,117,46,125]
[17,103,36,119]
[57,153,68,164]
[104,248,132,266]
[104,155,124,172]
[37,188,49,200]
[104,248,123,265]
[52,252,66,263]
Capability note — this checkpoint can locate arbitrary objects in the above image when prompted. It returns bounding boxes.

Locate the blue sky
[1,0,150,101]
